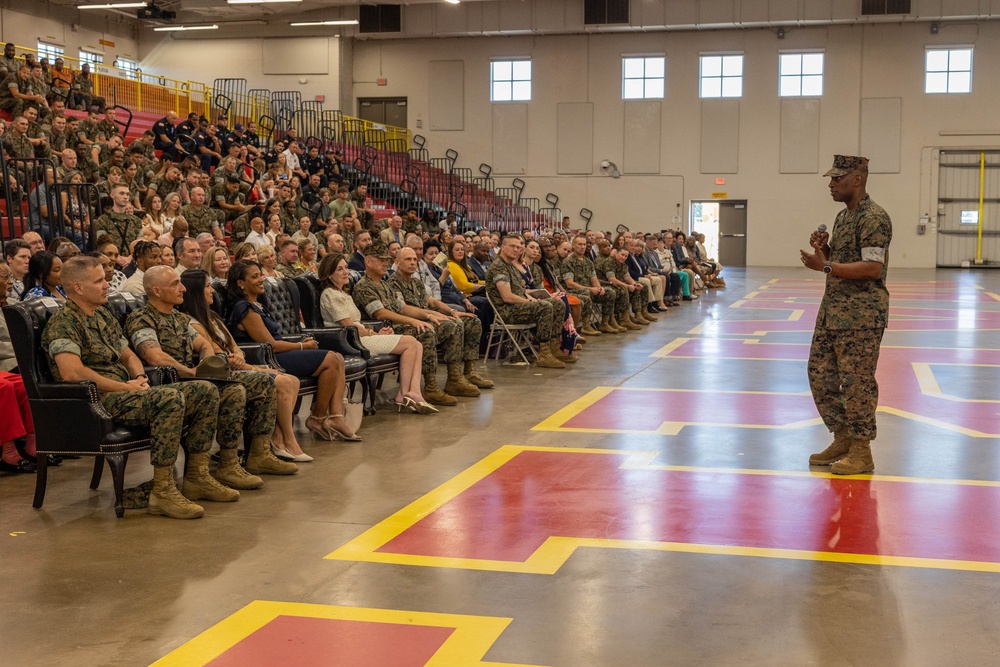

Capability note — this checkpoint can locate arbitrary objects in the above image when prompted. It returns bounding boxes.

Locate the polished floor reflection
[5,269,1000,666]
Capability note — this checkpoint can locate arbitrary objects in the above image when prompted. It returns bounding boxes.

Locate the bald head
[143,265,177,294]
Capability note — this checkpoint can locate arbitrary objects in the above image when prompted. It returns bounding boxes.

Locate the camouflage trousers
[568,288,615,319]
[395,316,481,375]
[630,284,650,313]
[497,297,561,342]
[807,327,885,441]
[101,381,218,467]
[217,370,278,447]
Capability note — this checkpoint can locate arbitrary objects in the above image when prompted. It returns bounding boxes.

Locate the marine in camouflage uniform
[561,252,615,319]
[353,272,439,371]
[388,270,481,368]
[149,176,182,201]
[0,71,32,116]
[94,210,143,258]
[96,118,119,142]
[594,254,630,317]
[128,137,156,161]
[41,296,216,518]
[180,202,219,237]
[124,293,293,480]
[804,155,892,475]
[42,298,218,467]
[486,254,560,343]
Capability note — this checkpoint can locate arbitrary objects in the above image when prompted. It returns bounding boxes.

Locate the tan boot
[830,440,875,475]
[598,313,618,334]
[246,435,298,476]
[444,363,480,397]
[550,340,577,363]
[463,360,494,389]
[148,466,204,519]
[424,373,458,406]
[808,429,852,466]
[576,335,587,345]
[622,313,643,330]
[215,448,264,489]
[535,343,566,369]
[644,308,659,322]
[579,324,601,336]
[609,313,628,333]
[183,452,240,502]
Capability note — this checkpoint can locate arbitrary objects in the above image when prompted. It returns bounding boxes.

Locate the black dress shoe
[17,452,63,466]
[0,459,37,474]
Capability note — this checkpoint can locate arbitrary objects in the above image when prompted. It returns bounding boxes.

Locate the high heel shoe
[412,401,439,415]
[271,446,297,461]
[305,414,336,441]
[324,415,363,442]
[394,396,418,413]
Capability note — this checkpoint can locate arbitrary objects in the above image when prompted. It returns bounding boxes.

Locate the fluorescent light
[153,24,219,31]
[289,19,359,26]
[78,3,147,8]
[444,0,460,4]
[228,0,301,4]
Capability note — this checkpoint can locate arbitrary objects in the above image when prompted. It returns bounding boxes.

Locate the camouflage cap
[824,155,869,178]
[363,241,391,259]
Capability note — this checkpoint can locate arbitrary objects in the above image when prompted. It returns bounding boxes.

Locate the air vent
[861,0,911,15]
[360,4,401,33]
[584,0,629,25]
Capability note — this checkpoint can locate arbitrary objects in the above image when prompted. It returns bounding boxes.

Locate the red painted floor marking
[660,338,1000,436]
[560,388,816,431]
[374,450,1000,566]
[206,616,452,667]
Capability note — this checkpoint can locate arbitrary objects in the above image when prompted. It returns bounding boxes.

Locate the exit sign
[715,178,725,185]
[376,78,387,86]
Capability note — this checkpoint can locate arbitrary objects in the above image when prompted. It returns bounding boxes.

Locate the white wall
[351,23,1000,268]
[139,34,343,109]
[0,0,139,66]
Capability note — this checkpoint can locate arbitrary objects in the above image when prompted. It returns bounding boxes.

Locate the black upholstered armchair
[2,298,170,518]
[294,275,400,415]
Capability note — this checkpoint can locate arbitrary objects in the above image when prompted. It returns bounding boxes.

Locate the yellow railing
[9,42,410,148]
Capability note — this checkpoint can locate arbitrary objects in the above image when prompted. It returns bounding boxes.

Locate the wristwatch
[823,261,833,274]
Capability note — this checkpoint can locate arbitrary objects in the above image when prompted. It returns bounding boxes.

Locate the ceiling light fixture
[228,0,301,4]
[444,0,460,4]
[78,2,147,8]
[153,24,219,31]
[289,19,359,26]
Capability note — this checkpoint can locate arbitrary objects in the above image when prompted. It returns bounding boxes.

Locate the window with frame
[700,54,743,98]
[116,58,138,81]
[79,50,104,67]
[622,56,665,99]
[37,42,64,63]
[491,60,531,102]
[925,48,972,94]
[779,52,824,97]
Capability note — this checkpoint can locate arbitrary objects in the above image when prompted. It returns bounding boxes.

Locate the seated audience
[21,250,65,300]
[317,253,436,414]
[179,269,310,462]
[225,260,360,442]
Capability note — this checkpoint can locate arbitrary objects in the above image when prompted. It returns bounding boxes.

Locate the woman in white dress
[318,253,437,414]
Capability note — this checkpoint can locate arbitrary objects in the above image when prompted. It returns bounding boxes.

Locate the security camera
[600,160,611,169]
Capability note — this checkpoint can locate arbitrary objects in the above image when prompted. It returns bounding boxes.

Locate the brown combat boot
[463,360,494,388]
[550,340,577,363]
[622,313,643,330]
[808,429,852,466]
[598,313,618,334]
[445,363,480,397]
[424,373,458,406]
[148,466,204,519]
[609,312,628,332]
[246,435,298,475]
[183,451,240,502]
[644,307,659,322]
[830,440,875,475]
[535,343,566,369]
[215,448,264,489]
[579,324,601,336]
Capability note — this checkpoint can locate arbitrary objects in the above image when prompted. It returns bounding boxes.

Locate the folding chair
[483,291,537,365]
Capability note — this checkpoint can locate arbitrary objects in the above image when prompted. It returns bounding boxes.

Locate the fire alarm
[376,78,387,86]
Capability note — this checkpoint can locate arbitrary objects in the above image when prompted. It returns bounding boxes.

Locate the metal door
[357,97,408,127]
[936,150,1000,267]
[718,200,748,267]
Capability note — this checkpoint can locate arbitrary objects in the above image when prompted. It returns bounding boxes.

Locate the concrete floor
[3,267,1000,666]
